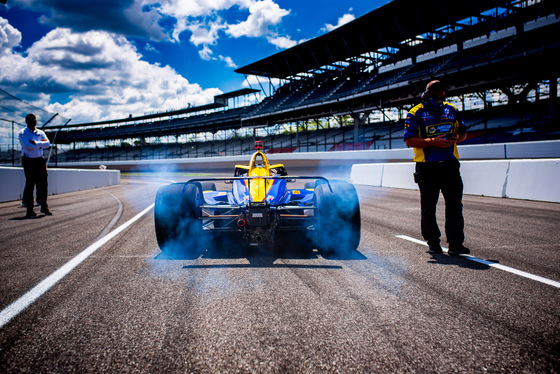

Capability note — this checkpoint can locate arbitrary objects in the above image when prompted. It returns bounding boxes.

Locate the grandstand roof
[235,0,515,79]
[214,88,259,100]
[47,0,560,144]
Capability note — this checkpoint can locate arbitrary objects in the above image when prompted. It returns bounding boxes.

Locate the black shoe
[26,209,37,218]
[428,244,443,254]
[448,245,470,256]
[40,208,52,216]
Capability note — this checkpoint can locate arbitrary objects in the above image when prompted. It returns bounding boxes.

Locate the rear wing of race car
[186,175,332,192]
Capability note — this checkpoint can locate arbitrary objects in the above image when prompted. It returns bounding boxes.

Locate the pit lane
[1,173,559,372]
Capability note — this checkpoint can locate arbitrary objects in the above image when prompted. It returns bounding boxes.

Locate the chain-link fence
[0,87,70,166]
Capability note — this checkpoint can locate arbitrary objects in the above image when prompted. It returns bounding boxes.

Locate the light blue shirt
[19,127,51,158]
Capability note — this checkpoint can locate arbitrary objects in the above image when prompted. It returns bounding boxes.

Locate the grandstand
[1,0,558,166]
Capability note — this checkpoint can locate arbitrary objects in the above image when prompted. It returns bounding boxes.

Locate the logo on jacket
[421,111,433,121]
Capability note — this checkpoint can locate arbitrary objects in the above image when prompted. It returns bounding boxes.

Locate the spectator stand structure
[1,0,558,166]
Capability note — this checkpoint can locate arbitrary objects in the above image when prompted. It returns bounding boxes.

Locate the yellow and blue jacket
[403,101,466,162]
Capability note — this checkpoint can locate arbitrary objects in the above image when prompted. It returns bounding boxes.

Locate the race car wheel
[154,182,204,254]
[200,182,216,191]
[314,180,361,253]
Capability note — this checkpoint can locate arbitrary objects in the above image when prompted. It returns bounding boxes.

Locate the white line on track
[96,192,124,240]
[0,203,155,329]
[396,235,560,289]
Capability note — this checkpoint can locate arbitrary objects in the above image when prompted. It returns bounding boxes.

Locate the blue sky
[0,0,390,125]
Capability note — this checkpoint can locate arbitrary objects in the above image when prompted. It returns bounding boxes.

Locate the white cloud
[161,0,243,42]
[12,1,294,65]
[144,43,158,53]
[0,17,22,54]
[219,55,237,68]
[159,0,292,63]
[226,0,289,38]
[198,45,237,68]
[185,19,225,46]
[163,0,291,51]
[0,22,221,123]
[0,0,300,126]
[266,35,297,49]
[19,0,167,41]
[158,0,247,19]
[322,13,355,32]
[199,45,214,60]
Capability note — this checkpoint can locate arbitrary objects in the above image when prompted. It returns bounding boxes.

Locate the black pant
[415,160,464,247]
[22,156,48,209]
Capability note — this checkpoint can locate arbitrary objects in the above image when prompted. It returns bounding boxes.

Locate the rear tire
[314,180,361,253]
[154,183,205,255]
[200,182,216,191]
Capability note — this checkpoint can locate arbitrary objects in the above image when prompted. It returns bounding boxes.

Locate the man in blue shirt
[19,113,52,217]
[404,81,469,255]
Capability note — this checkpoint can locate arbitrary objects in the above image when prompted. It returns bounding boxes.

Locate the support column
[551,77,558,125]
[296,122,300,150]
[351,111,371,149]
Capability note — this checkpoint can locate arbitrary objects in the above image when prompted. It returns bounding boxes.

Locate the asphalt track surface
[1,173,559,373]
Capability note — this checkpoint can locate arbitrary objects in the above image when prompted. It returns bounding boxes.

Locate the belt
[417,159,457,164]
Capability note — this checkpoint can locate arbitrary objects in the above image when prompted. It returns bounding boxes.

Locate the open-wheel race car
[154,141,360,255]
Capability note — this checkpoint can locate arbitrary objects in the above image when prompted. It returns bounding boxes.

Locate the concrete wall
[4,140,557,203]
[350,159,560,203]
[0,167,120,203]
[55,140,560,172]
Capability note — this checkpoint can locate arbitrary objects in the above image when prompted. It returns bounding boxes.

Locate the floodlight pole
[41,113,59,129]
[12,120,14,166]
[39,112,60,168]
[46,118,72,168]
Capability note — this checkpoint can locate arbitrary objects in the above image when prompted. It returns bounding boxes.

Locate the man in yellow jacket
[404,81,469,255]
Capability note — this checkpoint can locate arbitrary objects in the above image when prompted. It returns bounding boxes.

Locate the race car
[154,141,360,254]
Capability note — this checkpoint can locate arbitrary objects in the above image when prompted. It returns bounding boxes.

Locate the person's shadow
[427,251,494,270]
[10,215,47,220]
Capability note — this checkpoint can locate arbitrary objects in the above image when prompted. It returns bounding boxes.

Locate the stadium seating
[2,8,558,166]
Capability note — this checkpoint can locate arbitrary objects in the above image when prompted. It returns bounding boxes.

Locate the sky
[0,0,391,128]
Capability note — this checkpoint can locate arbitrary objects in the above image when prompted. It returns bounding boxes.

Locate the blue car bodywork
[203,178,315,207]
[154,142,361,252]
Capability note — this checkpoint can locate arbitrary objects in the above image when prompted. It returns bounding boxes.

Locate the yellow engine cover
[246,167,273,202]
